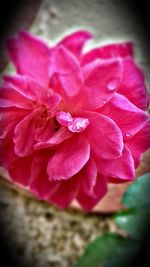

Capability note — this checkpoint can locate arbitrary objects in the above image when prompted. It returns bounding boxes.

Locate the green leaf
[76,233,139,267]
[122,173,150,211]
[114,209,150,240]
[76,174,150,267]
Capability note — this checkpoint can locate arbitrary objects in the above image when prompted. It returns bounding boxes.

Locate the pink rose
[0,30,149,211]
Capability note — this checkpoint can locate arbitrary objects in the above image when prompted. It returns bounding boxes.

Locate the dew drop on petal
[107,77,119,91]
[102,99,107,105]
[68,117,89,133]
[125,132,132,138]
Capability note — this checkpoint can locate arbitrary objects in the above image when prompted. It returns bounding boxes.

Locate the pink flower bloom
[0,30,150,211]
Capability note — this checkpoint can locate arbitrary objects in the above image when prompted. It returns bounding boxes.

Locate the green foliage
[122,173,150,212]
[76,173,150,267]
[114,209,150,240]
[76,233,139,267]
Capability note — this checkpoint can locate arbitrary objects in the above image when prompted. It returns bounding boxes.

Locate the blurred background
[0,0,150,266]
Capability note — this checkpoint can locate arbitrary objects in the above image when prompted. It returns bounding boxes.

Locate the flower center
[56,111,89,133]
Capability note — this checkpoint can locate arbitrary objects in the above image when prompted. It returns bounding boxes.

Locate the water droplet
[102,99,107,105]
[107,77,119,91]
[68,118,89,133]
[125,132,132,138]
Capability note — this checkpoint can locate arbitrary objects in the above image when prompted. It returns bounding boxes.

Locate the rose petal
[84,111,123,159]
[34,119,56,143]
[49,73,81,112]
[14,109,40,156]
[0,107,29,138]
[30,177,59,200]
[79,158,97,196]
[34,127,73,149]
[96,145,135,182]
[7,31,51,85]
[47,134,90,180]
[49,46,83,97]
[29,152,59,199]
[82,42,133,65]
[49,176,79,208]
[8,155,32,186]
[0,136,15,168]
[0,84,32,109]
[3,75,37,101]
[118,58,148,110]
[3,74,62,111]
[127,120,150,167]
[81,59,123,110]
[59,30,93,59]
[77,174,107,211]
[100,93,149,140]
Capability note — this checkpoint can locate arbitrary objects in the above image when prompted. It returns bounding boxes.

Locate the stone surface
[0,180,115,267]
[0,0,150,266]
